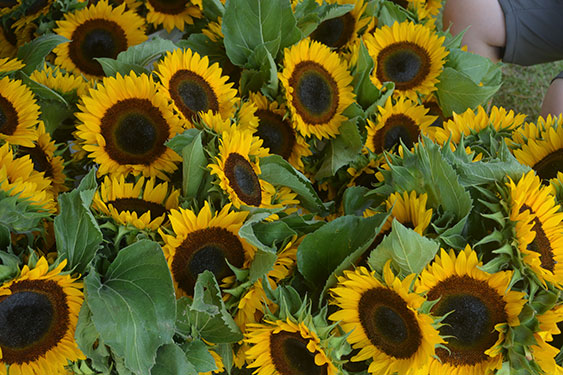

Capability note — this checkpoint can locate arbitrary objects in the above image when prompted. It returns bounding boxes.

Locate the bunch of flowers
[0,0,561,374]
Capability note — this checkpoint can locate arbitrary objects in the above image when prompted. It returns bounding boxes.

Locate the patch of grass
[491,61,563,121]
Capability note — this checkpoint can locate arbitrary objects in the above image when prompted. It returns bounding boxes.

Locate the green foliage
[181,131,207,200]
[151,344,196,375]
[84,240,176,375]
[17,34,69,75]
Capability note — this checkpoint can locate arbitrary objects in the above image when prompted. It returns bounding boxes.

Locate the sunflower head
[145,0,201,32]
[364,20,448,100]
[279,38,355,140]
[0,257,84,374]
[416,245,526,375]
[74,72,184,180]
[53,1,147,79]
[0,75,40,147]
[330,263,443,375]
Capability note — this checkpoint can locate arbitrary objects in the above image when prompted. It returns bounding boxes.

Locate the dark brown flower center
[0,279,69,365]
[171,227,245,295]
[100,98,170,166]
[533,149,563,182]
[269,330,328,375]
[0,94,19,137]
[169,70,219,122]
[255,109,296,160]
[428,275,508,366]
[148,0,188,16]
[224,152,262,206]
[392,0,409,9]
[289,61,339,125]
[376,42,431,91]
[69,19,128,76]
[521,204,556,272]
[20,146,54,179]
[372,113,420,153]
[358,287,422,359]
[108,198,167,219]
[0,0,17,9]
[24,0,49,17]
[310,12,356,50]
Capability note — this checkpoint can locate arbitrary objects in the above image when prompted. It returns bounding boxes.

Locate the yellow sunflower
[365,96,436,154]
[0,21,36,58]
[74,72,183,180]
[208,128,276,209]
[329,262,443,375]
[309,0,370,51]
[510,114,563,149]
[53,1,147,80]
[154,48,237,126]
[248,92,312,171]
[145,0,201,32]
[29,64,91,98]
[16,121,67,195]
[245,318,339,375]
[160,201,256,298]
[12,0,54,30]
[0,75,40,147]
[0,143,55,212]
[532,305,563,374]
[0,57,23,72]
[382,190,433,234]
[0,257,84,375]
[279,38,355,140]
[513,119,563,183]
[507,171,563,287]
[364,20,448,100]
[416,245,526,375]
[92,175,180,231]
[431,105,526,146]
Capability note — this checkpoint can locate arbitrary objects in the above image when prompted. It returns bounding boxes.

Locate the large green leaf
[222,0,299,67]
[297,215,386,288]
[445,48,501,85]
[293,0,354,38]
[54,169,102,274]
[183,340,217,373]
[75,303,112,373]
[435,67,501,116]
[260,155,328,215]
[17,34,69,75]
[182,132,207,200]
[314,119,363,179]
[368,220,440,277]
[85,240,176,375]
[151,344,196,375]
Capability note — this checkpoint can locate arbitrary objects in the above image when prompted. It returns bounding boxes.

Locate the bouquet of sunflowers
[0,0,561,374]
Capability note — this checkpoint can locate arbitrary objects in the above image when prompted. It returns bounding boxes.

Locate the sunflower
[160,201,256,298]
[92,175,180,231]
[154,48,237,126]
[145,0,201,32]
[279,38,355,140]
[513,119,563,182]
[364,20,448,100]
[53,1,147,80]
[0,75,40,147]
[0,57,23,72]
[507,171,563,287]
[12,0,54,31]
[245,318,339,375]
[0,257,84,375]
[29,64,91,98]
[0,21,36,58]
[382,190,433,234]
[208,128,276,209]
[365,96,436,154]
[329,263,443,375]
[0,143,55,212]
[416,246,526,375]
[431,105,526,146]
[309,0,370,51]
[74,72,184,180]
[509,114,562,149]
[532,305,563,374]
[17,121,67,195]
[247,92,312,171]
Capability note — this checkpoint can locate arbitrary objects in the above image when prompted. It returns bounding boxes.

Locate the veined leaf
[314,119,362,179]
[17,34,69,75]
[182,131,207,200]
[151,344,196,375]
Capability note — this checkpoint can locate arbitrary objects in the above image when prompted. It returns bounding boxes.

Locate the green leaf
[54,183,102,274]
[201,0,225,20]
[223,0,299,67]
[151,344,196,375]
[96,36,178,76]
[368,220,440,277]
[75,303,112,373]
[435,67,501,116]
[315,119,362,179]
[445,48,500,85]
[184,340,217,373]
[297,215,386,287]
[17,34,69,75]
[166,128,201,155]
[377,1,409,27]
[189,271,243,343]
[351,41,380,110]
[85,240,176,375]
[182,132,207,200]
[0,191,50,233]
[260,154,328,215]
[15,71,69,106]
[176,34,226,66]
[342,186,377,216]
